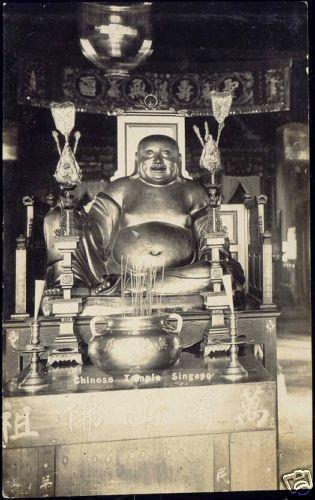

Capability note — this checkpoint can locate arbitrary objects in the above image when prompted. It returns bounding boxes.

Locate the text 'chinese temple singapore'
[3,2,311,497]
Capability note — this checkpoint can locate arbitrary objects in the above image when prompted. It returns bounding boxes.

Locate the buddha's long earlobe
[177,154,183,176]
[134,153,139,172]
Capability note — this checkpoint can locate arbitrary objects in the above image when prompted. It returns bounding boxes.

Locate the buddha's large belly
[112,222,195,269]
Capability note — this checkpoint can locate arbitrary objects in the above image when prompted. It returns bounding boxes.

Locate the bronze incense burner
[88,313,183,373]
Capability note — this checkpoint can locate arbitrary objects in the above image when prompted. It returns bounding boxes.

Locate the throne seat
[42,292,204,316]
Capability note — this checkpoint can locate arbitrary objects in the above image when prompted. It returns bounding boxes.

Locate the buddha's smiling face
[136,135,181,185]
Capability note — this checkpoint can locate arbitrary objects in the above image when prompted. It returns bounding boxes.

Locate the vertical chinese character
[39,475,53,497]
[176,79,194,102]
[59,400,105,439]
[158,80,168,104]
[128,78,147,100]
[79,76,97,97]
[3,403,39,445]
[108,79,121,99]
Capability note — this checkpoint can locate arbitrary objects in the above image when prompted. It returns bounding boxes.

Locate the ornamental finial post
[50,102,83,188]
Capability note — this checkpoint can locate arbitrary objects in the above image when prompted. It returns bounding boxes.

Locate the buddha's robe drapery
[44,193,121,288]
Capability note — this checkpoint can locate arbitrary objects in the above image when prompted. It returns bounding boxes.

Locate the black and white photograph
[3,1,311,497]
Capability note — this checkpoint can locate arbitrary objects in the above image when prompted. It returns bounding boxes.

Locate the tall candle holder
[194,92,233,356]
[16,281,50,392]
[211,274,248,381]
[47,230,83,366]
[219,312,248,381]
[200,227,230,356]
[47,102,83,366]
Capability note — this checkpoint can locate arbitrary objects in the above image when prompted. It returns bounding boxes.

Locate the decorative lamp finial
[50,102,83,188]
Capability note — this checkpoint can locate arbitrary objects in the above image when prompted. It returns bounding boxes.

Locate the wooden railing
[245,194,275,309]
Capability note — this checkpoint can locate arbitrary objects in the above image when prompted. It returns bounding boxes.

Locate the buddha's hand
[90,275,121,296]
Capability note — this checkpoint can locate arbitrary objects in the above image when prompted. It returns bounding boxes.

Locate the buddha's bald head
[136,135,181,185]
[137,135,180,154]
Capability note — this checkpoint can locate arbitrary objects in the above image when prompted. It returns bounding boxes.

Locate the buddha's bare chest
[121,183,191,228]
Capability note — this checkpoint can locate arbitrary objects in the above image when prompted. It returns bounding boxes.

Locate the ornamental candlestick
[194,92,233,356]
[219,274,248,381]
[18,280,50,392]
[47,101,83,366]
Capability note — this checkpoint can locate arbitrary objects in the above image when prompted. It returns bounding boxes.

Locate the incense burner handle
[90,316,108,338]
[162,313,183,334]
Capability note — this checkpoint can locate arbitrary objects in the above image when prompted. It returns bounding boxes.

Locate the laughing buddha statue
[44,135,245,306]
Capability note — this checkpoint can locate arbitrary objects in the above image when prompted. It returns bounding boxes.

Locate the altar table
[3,352,278,496]
[3,305,280,384]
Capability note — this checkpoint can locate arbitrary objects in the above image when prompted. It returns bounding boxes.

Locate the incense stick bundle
[120,259,166,317]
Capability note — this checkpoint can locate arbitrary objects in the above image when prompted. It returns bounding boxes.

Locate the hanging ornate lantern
[79,2,153,78]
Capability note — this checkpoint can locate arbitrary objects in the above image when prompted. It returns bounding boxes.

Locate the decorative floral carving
[18,61,291,115]
[266,319,276,335]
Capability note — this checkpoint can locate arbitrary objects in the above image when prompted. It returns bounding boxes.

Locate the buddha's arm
[44,207,65,287]
[189,182,210,249]
[74,192,121,287]
[44,193,121,289]
[86,193,121,250]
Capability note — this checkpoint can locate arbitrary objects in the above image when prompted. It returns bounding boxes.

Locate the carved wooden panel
[3,430,278,495]
[55,435,214,495]
[18,60,292,116]
[230,430,277,490]
[3,382,276,449]
[3,446,55,498]
[214,434,230,492]
[263,238,273,305]
[2,449,22,498]
[248,203,260,244]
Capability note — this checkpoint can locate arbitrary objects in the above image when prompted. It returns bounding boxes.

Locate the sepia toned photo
[3,1,311,497]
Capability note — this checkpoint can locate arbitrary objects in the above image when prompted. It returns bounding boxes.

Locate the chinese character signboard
[17,59,291,116]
